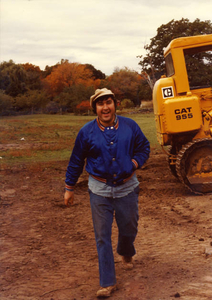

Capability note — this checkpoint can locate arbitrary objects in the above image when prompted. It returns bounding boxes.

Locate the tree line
[1,18,211,116]
[0,59,151,115]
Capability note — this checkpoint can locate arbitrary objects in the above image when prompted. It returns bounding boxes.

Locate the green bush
[121,99,134,109]
[0,90,14,115]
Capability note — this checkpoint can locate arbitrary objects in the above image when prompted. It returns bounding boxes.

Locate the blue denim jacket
[65,115,150,187]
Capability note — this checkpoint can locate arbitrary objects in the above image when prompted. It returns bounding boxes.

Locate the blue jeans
[89,186,139,287]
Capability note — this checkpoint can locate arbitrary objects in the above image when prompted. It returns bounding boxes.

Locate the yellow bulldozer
[153,34,212,194]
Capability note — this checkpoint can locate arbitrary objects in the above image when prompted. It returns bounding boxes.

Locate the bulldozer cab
[164,35,212,94]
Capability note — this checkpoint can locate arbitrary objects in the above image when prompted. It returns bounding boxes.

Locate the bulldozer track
[176,138,212,194]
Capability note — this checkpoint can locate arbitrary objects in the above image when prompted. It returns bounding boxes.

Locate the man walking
[64,88,150,297]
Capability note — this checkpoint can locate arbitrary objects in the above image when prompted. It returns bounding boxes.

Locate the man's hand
[64,190,74,206]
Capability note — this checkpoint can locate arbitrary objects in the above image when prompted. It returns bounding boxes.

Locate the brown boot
[96,284,117,298]
[122,256,134,270]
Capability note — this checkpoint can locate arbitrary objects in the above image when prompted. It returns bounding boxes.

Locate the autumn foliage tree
[41,61,104,112]
[106,67,149,105]
[76,100,91,114]
[43,61,100,98]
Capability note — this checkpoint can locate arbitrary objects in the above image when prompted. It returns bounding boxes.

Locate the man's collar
[97,115,119,132]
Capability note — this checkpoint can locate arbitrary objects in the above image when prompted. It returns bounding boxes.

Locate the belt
[91,171,135,186]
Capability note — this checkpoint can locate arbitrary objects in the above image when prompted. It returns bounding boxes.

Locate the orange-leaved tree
[43,61,99,98]
[76,100,91,114]
[106,67,144,106]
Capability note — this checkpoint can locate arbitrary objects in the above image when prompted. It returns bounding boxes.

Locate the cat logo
[162,87,174,99]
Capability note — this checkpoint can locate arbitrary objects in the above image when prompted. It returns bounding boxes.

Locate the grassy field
[0,112,159,164]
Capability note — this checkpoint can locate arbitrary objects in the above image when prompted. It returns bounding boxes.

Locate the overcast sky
[1,0,212,75]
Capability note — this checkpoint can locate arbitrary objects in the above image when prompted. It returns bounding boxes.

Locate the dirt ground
[1,149,212,300]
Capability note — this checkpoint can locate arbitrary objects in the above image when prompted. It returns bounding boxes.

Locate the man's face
[96,97,116,127]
